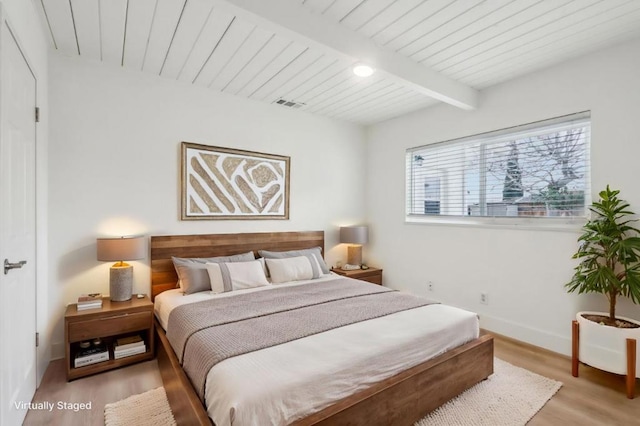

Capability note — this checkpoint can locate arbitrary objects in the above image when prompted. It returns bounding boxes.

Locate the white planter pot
[577,311,640,377]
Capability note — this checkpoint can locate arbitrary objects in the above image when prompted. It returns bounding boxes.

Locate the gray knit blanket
[166,277,434,401]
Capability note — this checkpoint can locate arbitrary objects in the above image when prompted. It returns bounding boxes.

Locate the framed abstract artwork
[181,142,290,220]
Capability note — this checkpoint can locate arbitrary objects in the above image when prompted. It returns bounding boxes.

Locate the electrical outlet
[427,281,434,292]
[480,292,488,305]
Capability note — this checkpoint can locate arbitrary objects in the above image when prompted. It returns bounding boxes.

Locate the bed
[151,231,493,425]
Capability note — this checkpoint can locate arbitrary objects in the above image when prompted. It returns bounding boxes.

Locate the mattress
[155,274,479,426]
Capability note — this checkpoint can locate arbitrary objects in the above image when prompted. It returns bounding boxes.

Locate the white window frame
[405,112,591,231]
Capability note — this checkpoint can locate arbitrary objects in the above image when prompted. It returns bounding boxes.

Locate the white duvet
[155,275,479,426]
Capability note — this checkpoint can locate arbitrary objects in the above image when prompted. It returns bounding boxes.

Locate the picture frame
[181,142,290,220]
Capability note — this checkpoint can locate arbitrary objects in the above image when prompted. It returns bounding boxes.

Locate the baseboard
[479,313,571,357]
[51,342,65,360]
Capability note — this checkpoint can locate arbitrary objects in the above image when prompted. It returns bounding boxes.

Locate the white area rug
[103,359,561,426]
[416,358,562,426]
[104,387,176,426]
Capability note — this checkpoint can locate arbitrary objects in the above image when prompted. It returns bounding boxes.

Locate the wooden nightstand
[332,267,383,285]
[64,296,154,380]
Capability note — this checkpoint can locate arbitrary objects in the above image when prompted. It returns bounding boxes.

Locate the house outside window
[406,112,591,227]
[423,177,441,215]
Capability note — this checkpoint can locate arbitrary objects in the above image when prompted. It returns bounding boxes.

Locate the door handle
[4,259,27,275]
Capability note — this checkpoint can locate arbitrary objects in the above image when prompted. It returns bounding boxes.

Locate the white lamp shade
[97,236,146,262]
[340,226,369,245]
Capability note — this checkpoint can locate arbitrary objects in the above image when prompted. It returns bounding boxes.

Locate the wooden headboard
[150,231,325,300]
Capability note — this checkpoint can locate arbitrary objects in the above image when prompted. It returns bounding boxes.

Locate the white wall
[1,0,49,385]
[48,53,366,358]
[366,37,640,356]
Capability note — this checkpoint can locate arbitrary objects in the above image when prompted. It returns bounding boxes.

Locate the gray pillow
[258,247,329,275]
[172,251,255,294]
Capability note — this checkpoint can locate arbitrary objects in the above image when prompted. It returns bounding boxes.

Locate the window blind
[406,112,591,220]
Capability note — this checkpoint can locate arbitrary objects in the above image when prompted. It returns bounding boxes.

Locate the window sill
[405,215,586,232]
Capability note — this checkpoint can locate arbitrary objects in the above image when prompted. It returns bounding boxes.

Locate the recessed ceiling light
[353,64,374,77]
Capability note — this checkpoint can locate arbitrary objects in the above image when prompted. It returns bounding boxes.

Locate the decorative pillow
[172,252,255,295]
[258,247,330,275]
[257,257,268,277]
[205,260,270,292]
[265,256,321,284]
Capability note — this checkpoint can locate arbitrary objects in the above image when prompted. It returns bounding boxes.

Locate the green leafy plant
[566,186,640,325]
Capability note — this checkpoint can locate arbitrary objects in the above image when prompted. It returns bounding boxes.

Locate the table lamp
[97,236,146,301]
[339,226,369,267]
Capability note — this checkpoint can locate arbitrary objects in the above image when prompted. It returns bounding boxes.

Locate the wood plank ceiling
[37,0,640,125]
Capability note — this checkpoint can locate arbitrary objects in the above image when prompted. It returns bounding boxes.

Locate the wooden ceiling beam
[212,0,479,110]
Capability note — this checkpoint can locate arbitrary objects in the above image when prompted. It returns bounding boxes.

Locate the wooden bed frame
[150,231,494,425]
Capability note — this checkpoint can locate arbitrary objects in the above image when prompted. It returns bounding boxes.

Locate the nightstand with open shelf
[64,296,154,380]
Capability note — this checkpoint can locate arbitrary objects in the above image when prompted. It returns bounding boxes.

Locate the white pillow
[258,247,330,275]
[265,256,318,284]
[257,257,268,277]
[205,260,270,292]
[172,252,256,294]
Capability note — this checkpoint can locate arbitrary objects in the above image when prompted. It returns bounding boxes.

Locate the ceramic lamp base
[110,265,133,301]
[347,245,362,266]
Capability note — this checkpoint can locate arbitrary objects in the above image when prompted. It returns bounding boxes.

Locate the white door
[0,9,37,426]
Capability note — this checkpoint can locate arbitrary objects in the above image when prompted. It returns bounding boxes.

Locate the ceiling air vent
[275,98,306,109]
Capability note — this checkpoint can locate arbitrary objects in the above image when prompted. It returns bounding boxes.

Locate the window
[406,112,590,224]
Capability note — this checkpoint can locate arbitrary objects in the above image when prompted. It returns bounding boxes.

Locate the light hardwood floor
[23,359,162,425]
[23,333,640,425]
[494,333,640,425]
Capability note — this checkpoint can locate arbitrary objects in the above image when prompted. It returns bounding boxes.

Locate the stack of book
[74,344,109,368]
[77,293,103,311]
[113,335,146,359]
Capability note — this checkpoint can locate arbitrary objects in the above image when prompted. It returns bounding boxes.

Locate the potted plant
[566,186,640,388]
